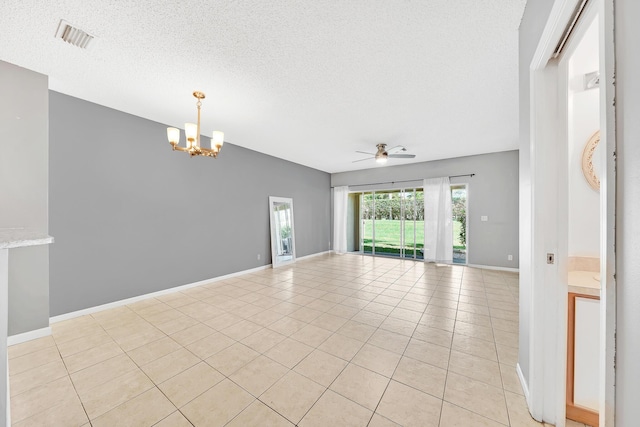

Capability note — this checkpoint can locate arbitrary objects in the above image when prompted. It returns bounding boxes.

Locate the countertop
[568,270,600,297]
[0,228,53,249]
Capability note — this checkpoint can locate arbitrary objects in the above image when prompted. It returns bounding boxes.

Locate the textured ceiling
[1,0,526,173]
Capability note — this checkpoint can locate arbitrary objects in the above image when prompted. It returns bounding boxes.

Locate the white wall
[518,0,556,389]
[567,19,600,258]
[0,61,50,336]
[614,0,640,423]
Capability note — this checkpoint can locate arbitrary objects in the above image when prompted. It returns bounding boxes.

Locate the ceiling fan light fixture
[375,145,388,164]
[376,155,388,164]
[352,143,414,164]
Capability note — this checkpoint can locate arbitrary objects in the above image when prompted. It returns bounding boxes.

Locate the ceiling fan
[353,143,416,164]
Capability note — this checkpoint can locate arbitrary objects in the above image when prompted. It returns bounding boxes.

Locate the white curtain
[333,186,349,254]
[423,177,453,263]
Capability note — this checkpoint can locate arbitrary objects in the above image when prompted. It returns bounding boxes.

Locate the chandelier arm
[200,147,219,158]
[171,142,189,153]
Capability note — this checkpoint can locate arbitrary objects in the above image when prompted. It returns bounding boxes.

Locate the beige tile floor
[8,254,591,426]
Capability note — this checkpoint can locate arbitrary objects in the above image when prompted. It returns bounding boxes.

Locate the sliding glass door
[354,185,466,263]
[358,188,424,259]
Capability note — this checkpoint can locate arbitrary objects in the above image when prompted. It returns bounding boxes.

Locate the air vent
[55,20,94,49]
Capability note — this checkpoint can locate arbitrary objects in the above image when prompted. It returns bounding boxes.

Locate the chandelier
[166,91,224,158]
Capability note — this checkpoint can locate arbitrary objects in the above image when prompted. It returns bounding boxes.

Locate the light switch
[481,216,488,222]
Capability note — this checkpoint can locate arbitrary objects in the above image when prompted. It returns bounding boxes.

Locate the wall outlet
[257,254,261,260]
[481,215,488,222]
[508,254,513,261]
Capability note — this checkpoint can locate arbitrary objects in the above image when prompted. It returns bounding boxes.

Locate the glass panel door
[373,191,402,257]
[401,189,424,259]
[451,185,467,264]
[415,189,424,259]
[402,189,415,259]
[361,192,374,255]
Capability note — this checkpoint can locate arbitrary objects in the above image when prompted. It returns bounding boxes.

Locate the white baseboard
[517,362,531,408]
[298,250,332,260]
[8,326,52,346]
[467,264,520,273]
[50,263,272,324]
[6,360,10,427]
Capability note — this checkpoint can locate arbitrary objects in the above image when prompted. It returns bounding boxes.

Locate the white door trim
[528,60,561,423]
[597,0,617,424]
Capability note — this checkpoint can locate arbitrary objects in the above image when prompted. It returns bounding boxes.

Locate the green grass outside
[362,219,466,254]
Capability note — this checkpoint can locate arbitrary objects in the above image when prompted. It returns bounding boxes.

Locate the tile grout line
[436,270,462,427]
[54,316,111,426]
[483,272,514,427]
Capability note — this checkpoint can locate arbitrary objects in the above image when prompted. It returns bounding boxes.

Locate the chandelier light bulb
[185,123,198,144]
[212,131,224,150]
[167,127,180,145]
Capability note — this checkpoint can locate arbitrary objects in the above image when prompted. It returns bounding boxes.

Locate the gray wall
[517,0,555,387]
[49,92,330,316]
[0,61,50,336]
[615,0,640,423]
[331,150,519,268]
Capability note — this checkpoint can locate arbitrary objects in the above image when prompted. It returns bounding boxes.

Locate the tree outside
[451,186,467,250]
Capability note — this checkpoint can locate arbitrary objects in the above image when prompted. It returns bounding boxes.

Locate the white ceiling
[1,0,526,173]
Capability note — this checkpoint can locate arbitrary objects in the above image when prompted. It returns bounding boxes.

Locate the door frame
[526,0,616,425]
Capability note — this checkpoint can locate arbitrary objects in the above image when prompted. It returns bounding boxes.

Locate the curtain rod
[331,173,475,189]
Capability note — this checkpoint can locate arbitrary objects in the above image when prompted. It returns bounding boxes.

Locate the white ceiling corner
[0,0,526,173]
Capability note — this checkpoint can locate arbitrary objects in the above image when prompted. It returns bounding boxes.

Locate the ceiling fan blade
[388,154,416,159]
[355,151,375,155]
[352,157,375,163]
[386,145,406,154]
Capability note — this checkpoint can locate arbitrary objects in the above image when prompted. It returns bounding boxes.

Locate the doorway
[560,12,601,426]
[526,0,616,425]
